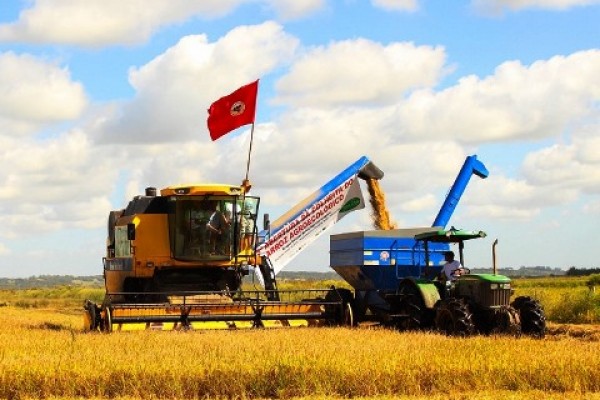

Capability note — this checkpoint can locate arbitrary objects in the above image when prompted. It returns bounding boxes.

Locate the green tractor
[410,228,547,337]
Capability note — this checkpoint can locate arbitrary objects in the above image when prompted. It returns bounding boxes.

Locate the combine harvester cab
[329,155,545,336]
[84,156,383,331]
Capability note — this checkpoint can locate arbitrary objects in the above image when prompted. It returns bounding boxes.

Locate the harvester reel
[434,298,475,336]
[511,296,546,338]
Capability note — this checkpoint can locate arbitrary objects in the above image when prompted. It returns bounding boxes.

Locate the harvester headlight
[490,283,499,290]
[501,283,511,290]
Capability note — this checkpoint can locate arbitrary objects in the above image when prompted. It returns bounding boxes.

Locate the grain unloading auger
[84,156,383,331]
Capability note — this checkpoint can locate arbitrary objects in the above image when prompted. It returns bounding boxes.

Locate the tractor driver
[440,251,464,281]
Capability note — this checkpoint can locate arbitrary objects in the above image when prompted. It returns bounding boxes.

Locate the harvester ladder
[259,256,280,301]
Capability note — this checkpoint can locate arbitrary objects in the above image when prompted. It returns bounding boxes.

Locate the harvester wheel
[511,296,546,338]
[434,298,475,336]
[490,306,521,336]
[101,307,113,333]
[83,300,100,331]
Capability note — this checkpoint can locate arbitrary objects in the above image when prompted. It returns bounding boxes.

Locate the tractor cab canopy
[414,228,486,243]
[415,228,487,272]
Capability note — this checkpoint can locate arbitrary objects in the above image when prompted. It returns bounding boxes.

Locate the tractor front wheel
[490,305,521,336]
[434,298,475,336]
[511,296,546,338]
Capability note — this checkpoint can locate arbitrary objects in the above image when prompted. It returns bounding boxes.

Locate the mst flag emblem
[207,80,258,141]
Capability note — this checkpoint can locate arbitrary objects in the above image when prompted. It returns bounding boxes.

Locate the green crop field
[1,275,599,400]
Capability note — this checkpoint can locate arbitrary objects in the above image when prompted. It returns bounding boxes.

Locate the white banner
[260,176,365,274]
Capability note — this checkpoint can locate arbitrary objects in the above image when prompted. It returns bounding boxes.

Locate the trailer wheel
[325,288,356,327]
[435,298,475,336]
[342,301,355,327]
[511,296,546,338]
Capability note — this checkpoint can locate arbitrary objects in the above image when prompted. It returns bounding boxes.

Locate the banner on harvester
[259,159,369,275]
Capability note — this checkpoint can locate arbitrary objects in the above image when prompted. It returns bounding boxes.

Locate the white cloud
[583,199,600,214]
[0,52,87,136]
[0,130,117,237]
[522,142,600,194]
[0,0,325,47]
[371,0,419,12]
[264,0,326,20]
[472,0,600,14]
[0,0,246,46]
[395,50,600,143]
[275,39,447,107]
[0,243,10,256]
[94,22,298,144]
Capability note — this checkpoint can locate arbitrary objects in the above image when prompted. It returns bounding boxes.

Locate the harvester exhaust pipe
[492,238,499,275]
[357,161,384,181]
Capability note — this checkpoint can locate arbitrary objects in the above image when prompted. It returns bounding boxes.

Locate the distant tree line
[566,267,600,277]
[0,275,103,290]
[4,266,598,290]
[472,266,565,277]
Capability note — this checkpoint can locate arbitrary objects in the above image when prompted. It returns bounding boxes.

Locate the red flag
[207,80,259,141]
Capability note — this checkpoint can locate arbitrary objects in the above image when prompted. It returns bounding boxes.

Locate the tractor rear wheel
[434,298,475,336]
[395,281,429,330]
[396,293,423,330]
[511,296,546,338]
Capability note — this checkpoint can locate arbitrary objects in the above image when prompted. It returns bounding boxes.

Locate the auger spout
[432,155,488,228]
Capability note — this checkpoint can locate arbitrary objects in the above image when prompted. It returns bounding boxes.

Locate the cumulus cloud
[471,0,600,14]
[395,50,600,143]
[0,131,117,237]
[93,22,298,144]
[522,139,600,194]
[371,0,419,12]
[264,0,326,20]
[0,0,246,46]
[0,0,325,46]
[0,52,87,136]
[275,39,447,107]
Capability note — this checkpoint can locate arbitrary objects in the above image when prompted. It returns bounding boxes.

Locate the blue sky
[0,0,598,278]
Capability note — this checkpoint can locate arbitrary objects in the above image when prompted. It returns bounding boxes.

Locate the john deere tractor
[416,229,546,337]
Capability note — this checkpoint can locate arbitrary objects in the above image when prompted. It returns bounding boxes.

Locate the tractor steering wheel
[452,267,471,277]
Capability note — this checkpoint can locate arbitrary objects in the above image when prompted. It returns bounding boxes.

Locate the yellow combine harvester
[84,157,383,331]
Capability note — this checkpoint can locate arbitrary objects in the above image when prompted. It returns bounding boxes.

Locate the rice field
[1,276,599,399]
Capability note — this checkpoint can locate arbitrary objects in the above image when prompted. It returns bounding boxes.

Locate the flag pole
[242,81,258,193]
[244,121,255,185]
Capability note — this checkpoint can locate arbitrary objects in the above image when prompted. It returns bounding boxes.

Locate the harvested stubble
[2,308,600,399]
